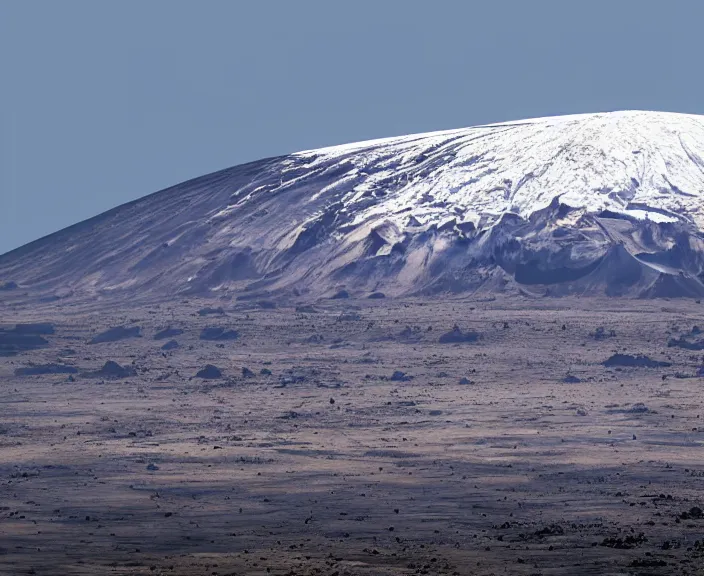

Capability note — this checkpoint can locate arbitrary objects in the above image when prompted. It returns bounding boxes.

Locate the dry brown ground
[1,296,704,576]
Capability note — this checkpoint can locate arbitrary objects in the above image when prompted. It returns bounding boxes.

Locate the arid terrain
[2,295,704,576]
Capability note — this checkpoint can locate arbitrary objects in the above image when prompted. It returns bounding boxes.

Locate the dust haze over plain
[1,0,704,256]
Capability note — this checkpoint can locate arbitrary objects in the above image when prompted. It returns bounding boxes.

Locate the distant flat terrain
[1,296,704,575]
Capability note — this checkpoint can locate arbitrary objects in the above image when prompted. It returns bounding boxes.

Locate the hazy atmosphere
[4,3,704,576]
[1,0,703,255]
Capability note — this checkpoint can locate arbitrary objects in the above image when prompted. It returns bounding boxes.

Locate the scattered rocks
[196,365,222,379]
[667,337,704,350]
[590,326,616,340]
[629,558,667,568]
[438,325,480,344]
[534,524,564,537]
[668,325,704,349]
[605,403,649,414]
[277,367,317,387]
[601,533,647,549]
[680,506,703,520]
[5,299,703,572]
[88,326,141,344]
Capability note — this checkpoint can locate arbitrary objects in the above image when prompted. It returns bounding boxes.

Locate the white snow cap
[294,111,704,229]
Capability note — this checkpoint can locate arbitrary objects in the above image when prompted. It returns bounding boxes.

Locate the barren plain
[1,295,704,576]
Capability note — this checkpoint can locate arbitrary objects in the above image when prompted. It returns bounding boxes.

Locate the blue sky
[1,0,702,254]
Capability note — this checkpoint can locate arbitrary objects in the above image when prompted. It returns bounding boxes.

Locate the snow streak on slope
[2,111,704,301]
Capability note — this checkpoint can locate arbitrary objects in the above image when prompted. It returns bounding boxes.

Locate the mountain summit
[3,110,704,301]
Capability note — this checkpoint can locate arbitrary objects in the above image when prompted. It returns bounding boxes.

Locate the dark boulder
[439,325,480,344]
[603,354,671,368]
[95,361,136,378]
[590,326,615,340]
[390,370,412,382]
[161,339,179,351]
[680,506,703,520]
[535,524,564,537]
[199,327,239,341]
[196,364,222,379]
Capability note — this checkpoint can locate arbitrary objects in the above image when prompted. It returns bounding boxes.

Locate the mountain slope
[2,110,704,301]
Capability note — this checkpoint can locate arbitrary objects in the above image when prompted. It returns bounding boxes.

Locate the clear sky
[1,0,703,255]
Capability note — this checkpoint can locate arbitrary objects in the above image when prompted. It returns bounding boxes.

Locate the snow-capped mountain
[3,110,704,301]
